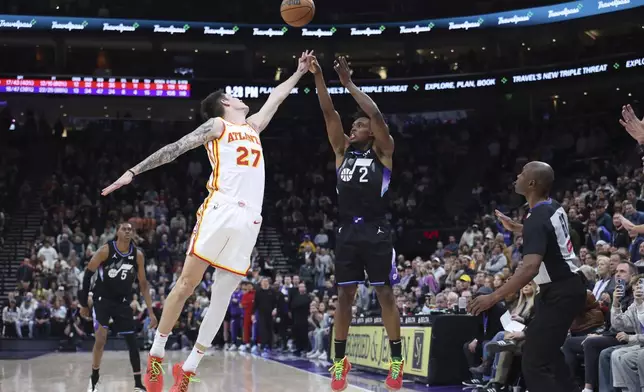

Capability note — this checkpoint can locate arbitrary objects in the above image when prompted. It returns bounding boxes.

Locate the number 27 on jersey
[236,146,261,167]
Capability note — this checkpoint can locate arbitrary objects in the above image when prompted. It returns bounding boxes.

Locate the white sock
[582,389,593,392]
[181,269,241,372]
[149,330,170,358]
[182,347,206,372]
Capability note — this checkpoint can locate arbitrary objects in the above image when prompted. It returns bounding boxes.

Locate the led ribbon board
[0,0,640,37]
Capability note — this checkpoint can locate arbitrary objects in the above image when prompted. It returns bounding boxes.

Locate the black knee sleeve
[124,333,141,373]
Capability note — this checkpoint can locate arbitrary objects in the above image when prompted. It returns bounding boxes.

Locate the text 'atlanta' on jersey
[335,146,398,287]
[522,199,579,285]
[91,240,138,333]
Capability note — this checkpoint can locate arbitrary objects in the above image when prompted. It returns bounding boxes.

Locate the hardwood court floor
[0,350,461,392]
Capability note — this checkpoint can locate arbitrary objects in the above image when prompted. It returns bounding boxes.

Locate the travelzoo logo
[448,18,484,30]
[399,23,434,34]
[548,4,583,18]
[0,18,36,29]
[51,20,88,31]
[204,26,239,36]
[350,26,385,36]
[154,24,190,34]
[497,12,533,25]
[102,22,139,33]
[597,0,630,8]
[253,27,288,37]
[301,27,336,37]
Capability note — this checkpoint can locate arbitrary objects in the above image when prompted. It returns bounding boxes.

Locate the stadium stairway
[0,195,42,301]
[255,226,290,274]
[254,151,291,275]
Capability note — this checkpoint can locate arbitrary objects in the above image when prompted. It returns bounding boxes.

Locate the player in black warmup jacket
[469,161,586,392]
[79,223,157,392]
[310,56,404,391]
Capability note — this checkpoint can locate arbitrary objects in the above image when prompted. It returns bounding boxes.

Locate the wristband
[128,169,136,177]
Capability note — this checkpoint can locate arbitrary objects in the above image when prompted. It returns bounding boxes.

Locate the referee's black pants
[522,275,586,392]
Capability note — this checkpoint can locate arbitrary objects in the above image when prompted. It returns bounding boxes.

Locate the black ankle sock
[334,339,347,360]
[134,374,143,388]
[389,339,402,360]
[91,368,100,387]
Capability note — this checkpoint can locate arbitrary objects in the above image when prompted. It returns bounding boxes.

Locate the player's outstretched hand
[101,171,134,196]
[334,56,353,86]
[296,50,314,75]
[309,56,321,75]
[468,294,496,316]
[494,209,522,233]
[80,306,90,319]
[620,104,644,144]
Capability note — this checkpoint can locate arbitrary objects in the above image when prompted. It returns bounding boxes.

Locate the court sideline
[0,351,462,392]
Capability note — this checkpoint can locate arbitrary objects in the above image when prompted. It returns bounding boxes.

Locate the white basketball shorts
[187,191,262,277]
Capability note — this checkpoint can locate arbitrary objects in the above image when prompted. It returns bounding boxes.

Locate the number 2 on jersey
[236,146,261,167]
[359,167,369,183]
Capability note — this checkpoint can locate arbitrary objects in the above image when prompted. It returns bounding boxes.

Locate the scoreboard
[0,76,191,98]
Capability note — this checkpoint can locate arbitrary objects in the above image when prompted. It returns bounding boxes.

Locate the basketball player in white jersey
[101,51,314,392]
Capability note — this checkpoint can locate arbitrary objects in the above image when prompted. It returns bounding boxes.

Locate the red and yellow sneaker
[384,358,405,390]
[169,362,200,392]
[144,355,165,392]
[329,356,352,391]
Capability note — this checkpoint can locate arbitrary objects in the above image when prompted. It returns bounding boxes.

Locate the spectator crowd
[3,102,644,392]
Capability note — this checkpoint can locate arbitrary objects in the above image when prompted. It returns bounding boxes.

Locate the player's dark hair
[201,89,226,120]
[353,107,368,121]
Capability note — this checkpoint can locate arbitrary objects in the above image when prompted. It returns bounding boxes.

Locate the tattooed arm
[101,118,224,196]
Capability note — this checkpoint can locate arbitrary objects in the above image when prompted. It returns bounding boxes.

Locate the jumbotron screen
[0,76,191,98]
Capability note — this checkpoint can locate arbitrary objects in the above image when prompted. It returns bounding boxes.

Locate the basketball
[280,0,315,28]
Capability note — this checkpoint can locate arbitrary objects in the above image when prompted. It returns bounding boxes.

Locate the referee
[469,161,586,392]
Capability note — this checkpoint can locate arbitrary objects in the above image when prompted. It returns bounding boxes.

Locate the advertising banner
[330,324,432,380]
[0,54,641,99]
[222,54,643,98]
[0,0,640,38]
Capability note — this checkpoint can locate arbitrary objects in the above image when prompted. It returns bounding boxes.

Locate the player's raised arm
[79,244,109,315]
[247,50,313,133]
[310,56,348,158]
[136,249,158,328]
[334,56,394,156]
[101,118,224,196]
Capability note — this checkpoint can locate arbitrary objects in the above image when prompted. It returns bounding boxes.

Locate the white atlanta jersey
[203,117,265,210]
[187,118,265,276]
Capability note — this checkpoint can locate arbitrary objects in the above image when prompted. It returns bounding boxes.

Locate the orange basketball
[280,0,315,28]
